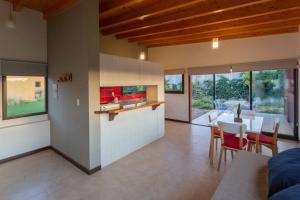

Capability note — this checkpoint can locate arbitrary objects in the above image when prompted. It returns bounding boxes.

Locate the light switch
[76,98,80,106]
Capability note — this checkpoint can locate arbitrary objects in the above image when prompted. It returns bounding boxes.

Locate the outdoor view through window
[191,69,296,137]
[165,74,183,93]
[4,76,46,118]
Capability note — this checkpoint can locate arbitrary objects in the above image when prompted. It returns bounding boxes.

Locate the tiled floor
[0,121,299,200]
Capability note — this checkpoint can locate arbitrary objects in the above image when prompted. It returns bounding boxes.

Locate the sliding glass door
[191,68,298,139]
[252,69,296,137]
[191,75,214,120]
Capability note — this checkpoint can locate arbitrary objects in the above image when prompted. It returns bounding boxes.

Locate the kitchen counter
[95,101,165,121]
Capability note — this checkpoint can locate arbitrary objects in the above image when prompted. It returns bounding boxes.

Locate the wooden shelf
[95,101,165,121]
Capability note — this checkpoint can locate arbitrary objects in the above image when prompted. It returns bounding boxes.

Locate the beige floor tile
[0,121,299,200]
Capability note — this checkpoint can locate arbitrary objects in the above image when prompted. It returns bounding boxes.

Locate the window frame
[164,74,185,94]
[2,75,48,120]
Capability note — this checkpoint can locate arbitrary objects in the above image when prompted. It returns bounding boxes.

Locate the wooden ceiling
[100,0,300,47]
[6,0,80,19]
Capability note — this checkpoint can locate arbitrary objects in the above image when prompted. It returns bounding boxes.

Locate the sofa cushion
[268,148,300,197]
[269,183,300,200]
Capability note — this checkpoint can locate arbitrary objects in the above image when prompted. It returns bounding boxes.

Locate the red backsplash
[100,86,146,104]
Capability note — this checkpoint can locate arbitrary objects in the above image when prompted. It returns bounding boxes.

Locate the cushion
[247,133,273,144]
[269,183,300,200]
[268,148,300,197]
[223,135,247,150]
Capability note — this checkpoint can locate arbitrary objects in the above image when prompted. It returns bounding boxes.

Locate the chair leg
[224,149,227,162]
[271,146,276,156]
[272,145,278,156]
[259,144,262,153]
[247,143,251,152]
[231,150,234,160]
[218,147,224,171]
[275,145,278,155]
[215,138,218,151]
[209,131,215,164]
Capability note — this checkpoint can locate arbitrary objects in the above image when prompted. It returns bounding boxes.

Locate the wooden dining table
[207,110,264,164]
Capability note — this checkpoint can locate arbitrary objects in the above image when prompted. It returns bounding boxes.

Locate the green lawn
[7,100,45,117]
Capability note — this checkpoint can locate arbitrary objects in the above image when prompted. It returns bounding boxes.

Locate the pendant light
[212,38,219,49]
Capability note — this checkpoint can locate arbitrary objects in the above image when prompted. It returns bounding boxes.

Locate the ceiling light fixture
[6,1,16,29]
[139,51,146,60]
[212,38,219,49]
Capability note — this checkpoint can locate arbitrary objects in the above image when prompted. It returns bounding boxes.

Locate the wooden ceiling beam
[43,0,80,19]
[105,0,300,36]
[100,0,265,31]
[12,0,26,11]
[100,0,139,13]
[128,10,300,42]
[143,27,298,47]
[100,0,145,20]
[139,20,300,45]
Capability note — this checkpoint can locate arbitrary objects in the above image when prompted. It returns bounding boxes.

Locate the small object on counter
[122,103,137,109]
[112,92,119,104]
[100,103,120,111]
[136,102,147,107]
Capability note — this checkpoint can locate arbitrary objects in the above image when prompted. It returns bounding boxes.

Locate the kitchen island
[96,101,165,167]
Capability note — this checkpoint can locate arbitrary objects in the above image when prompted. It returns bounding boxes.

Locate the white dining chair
[217,121,248,170]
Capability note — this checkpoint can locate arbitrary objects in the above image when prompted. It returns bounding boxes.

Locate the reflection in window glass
[165,74,184,93]
[5,76,46,118]
[252,69,295,136]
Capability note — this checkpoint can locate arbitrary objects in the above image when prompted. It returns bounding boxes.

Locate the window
[122,86,146,95]
[192,75,214,117]
[165,74,184,93]
[252,69,296,137]
[3,76,47,119]
[191,68,297,138]
[215,72,250,110]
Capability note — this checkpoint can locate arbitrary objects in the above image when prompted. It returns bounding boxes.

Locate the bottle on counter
[112,92,119,104]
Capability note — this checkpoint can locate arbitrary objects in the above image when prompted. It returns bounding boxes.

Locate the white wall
[0,1,47,62]
[165,69,189,122]
[48,0,100,170]
[148,33,300,123]
[149,33,298,69]
[0,120,50,160]
[0,1,49,160]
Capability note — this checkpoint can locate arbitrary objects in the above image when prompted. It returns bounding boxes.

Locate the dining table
[207,110,264,164]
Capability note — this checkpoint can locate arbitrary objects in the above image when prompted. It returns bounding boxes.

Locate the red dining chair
[247,120,280,156]
[217,121,248,170]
